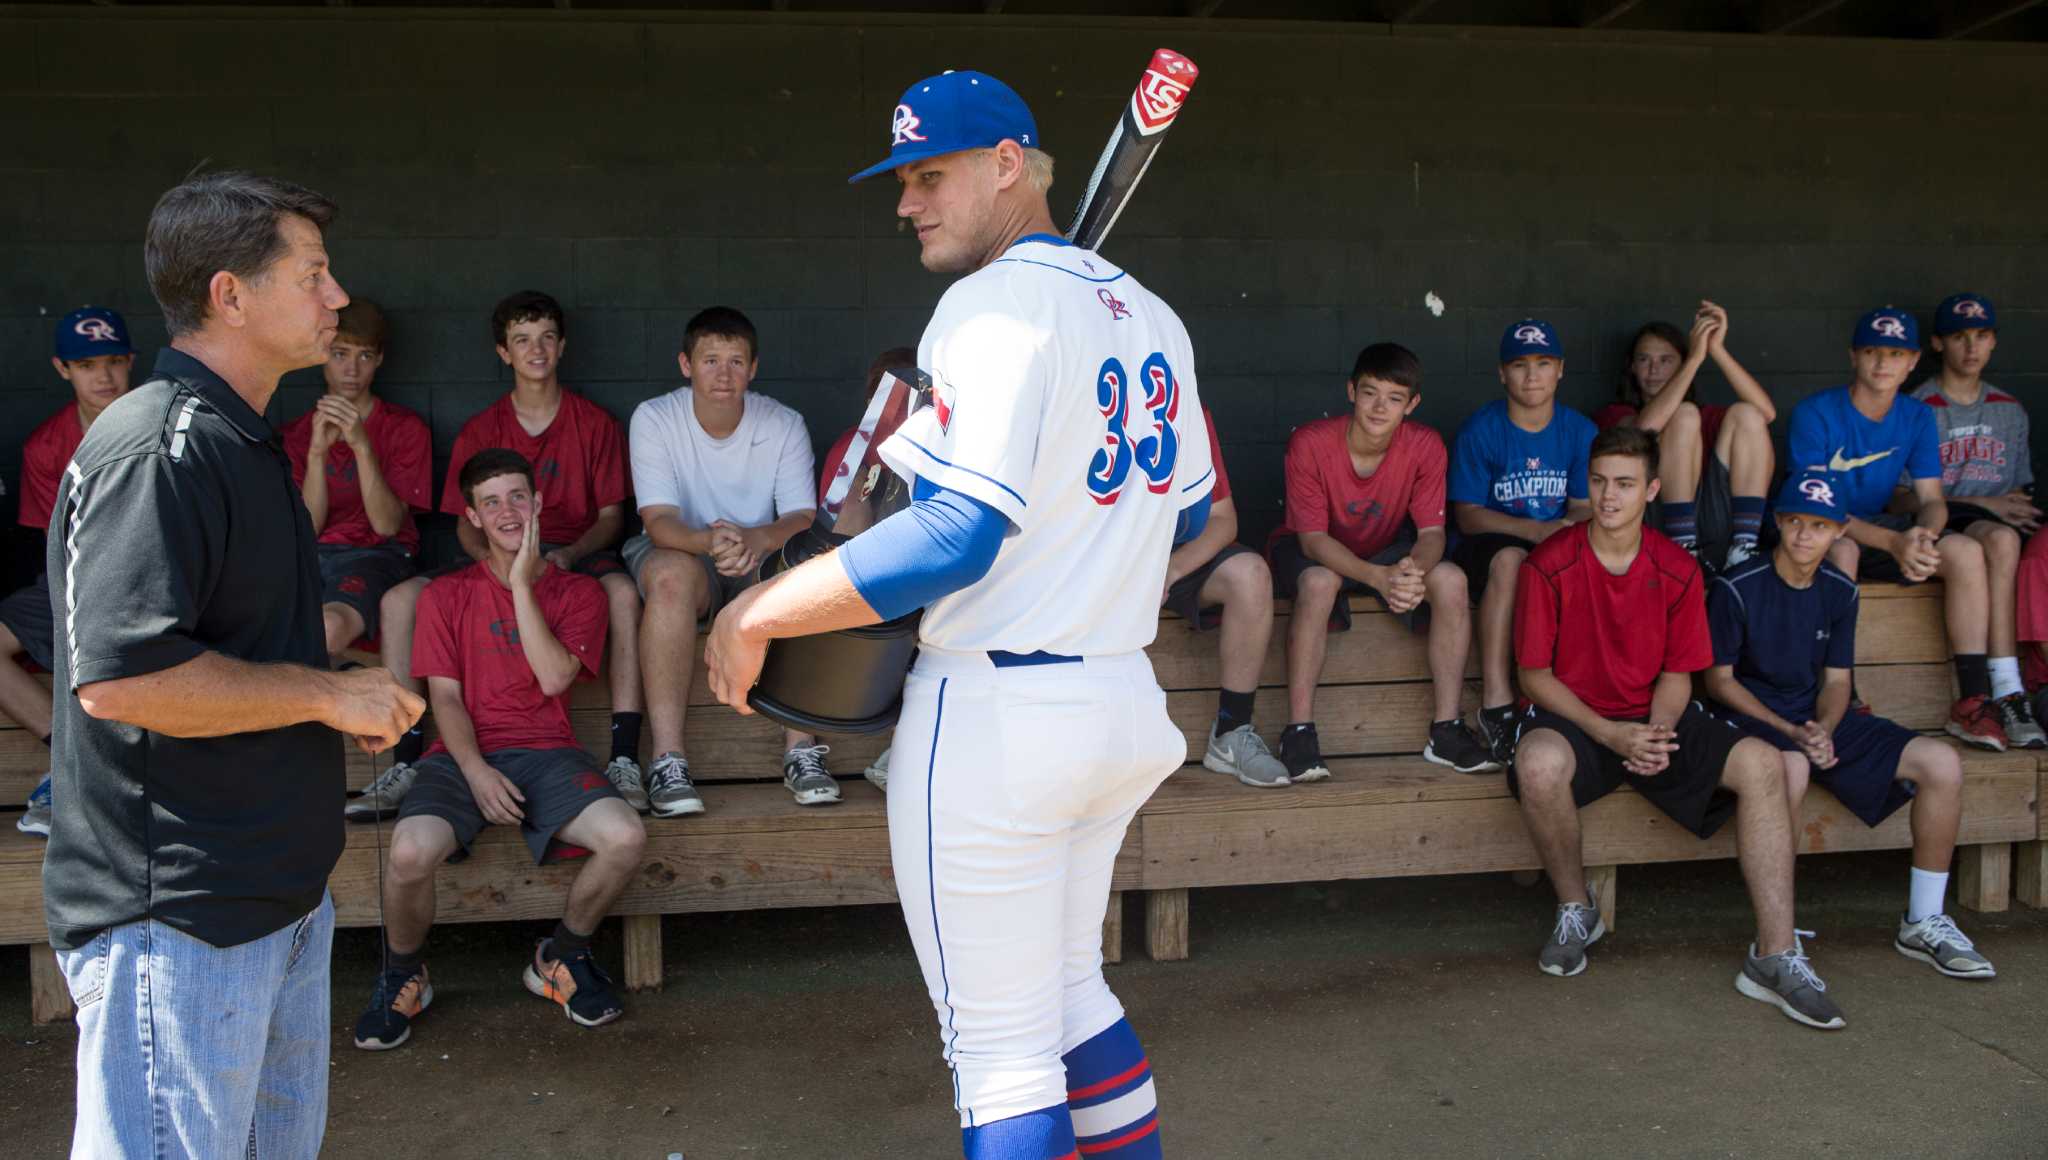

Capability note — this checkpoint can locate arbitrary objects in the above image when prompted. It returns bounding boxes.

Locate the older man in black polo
[45,172,424,1159]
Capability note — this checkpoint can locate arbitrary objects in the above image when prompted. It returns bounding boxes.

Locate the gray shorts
[0,573,54,671]
[622,532,754,626]
[398,746,620,865]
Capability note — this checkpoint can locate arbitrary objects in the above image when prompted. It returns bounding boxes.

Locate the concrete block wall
[2,10,2044,574]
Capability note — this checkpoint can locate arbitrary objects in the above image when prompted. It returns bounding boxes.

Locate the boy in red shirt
[280,299,432,666]
[1512,426,1842,1029]
[5,307,132,837]
[1269,343,1493,779]
[354,450,647,1050]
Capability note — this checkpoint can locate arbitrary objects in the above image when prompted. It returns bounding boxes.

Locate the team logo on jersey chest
[1098,288,1131,320]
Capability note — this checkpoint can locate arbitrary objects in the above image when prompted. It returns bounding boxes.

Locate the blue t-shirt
[1447,400,1595,523]
[1785,387,1941,519]
[1707,556,1859,724]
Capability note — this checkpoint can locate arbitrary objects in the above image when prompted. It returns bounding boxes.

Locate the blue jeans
[59,892,334,1159]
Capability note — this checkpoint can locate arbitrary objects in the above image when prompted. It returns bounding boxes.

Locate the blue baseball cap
[1934,292,1996,336]
[1851,306,1919,351]
[53,307,131,362]
[848,70,1040,184]
[1499,318,1561,364]
[1775,469,1849,524]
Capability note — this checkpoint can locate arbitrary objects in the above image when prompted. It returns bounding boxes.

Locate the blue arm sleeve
[1174,494,1210,546]
[838,480,1009,621]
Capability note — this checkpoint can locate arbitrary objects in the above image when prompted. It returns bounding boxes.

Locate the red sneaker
[1946,695,2008,752]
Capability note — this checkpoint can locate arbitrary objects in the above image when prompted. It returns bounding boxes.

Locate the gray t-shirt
[1909,381,2033,499]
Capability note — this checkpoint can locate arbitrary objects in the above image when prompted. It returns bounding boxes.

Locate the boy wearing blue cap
[1704,469,1993,979]
[1786,308,2006,750]
[4,307,134,837]
[1447,319,1597,766]
[1904,293,2042,748]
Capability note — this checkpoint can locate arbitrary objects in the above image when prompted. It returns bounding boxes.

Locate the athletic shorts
[1716,707,1919,827]
[1941,501,2020,539]
[1269,534,1426,632]
[1450,532,1538,601]
[0,572,54,671]
[621,532,752,626]
[1508,701,1746,839]
[398,746,620,866]
[1852,511,1945,585]
[316,544,415,641]
[1162,542,1260,632]
[1652,451,1735,571]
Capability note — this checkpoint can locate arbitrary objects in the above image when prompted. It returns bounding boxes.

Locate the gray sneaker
[1203,723,1291,788]
[1896,912,1996,979]
[1737,931,1846,1029]
[1537,894,1605,977]
[784,744,841,806]
[864,746,890,793]
[646,752,704,818]
[1994,692,2046,750]
[604,755,650,814]
[346,761,418,823]
[16,774,51,838]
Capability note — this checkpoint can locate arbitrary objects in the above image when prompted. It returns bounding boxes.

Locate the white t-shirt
[878,237,1212,655]
[629,387,816,529]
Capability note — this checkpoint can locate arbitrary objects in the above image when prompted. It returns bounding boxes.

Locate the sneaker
[646,752,704,818]
[1895,912,1996,979]
[1203,722,1291,788]
[16,774,51,838]
[1537,895,1604,977]
[1278,724,1330,783]
[604,755,650,813]
[522,939,623,1028]
[783,744,841,806]
[1479,705,1520,769]
[864,746,890,793]
[1722,538,1758,571]
[1423,719,1501,774]
[345,761,417,823]
[1736,931,1846,1030]
[353,962,432,1050]
[1993,692,2046,750]
[1945,694,2008,752]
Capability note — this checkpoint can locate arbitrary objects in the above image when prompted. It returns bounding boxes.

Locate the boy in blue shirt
[1785,308,2005,751]
[1448,319,1596,765]
[1704,469,1993,980]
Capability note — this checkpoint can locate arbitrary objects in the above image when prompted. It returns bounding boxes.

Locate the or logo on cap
[74,317,119,343]
[1513,323,1550,346]
[1098,288,1131,321]
[1871,315,1908,340]
[1954,299,1989,320]
[1798,477,1836,508]
[891,104,927,146]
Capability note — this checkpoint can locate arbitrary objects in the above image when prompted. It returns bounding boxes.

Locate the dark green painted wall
[2,10,2044,567]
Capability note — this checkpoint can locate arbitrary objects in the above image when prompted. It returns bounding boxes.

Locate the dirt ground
[2,849,2045,1158]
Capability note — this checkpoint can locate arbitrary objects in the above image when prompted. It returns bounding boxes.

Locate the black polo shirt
[43,347,342,951]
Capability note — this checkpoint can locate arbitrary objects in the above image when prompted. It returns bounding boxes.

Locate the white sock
[1989,656,2024,700]
[1908,866,1949,923]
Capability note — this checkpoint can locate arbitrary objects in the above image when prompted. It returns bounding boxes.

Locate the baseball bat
[1063,48,1201,251]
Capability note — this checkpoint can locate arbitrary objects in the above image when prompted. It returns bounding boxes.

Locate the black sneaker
[353,962,432,1051]
[523,939,625,1028]
[1423,719,1501,774]
[1278,724,1330,783]
[1479,705,1520,768]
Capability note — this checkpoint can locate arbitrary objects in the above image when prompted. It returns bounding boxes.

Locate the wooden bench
[3,582,2041,1022]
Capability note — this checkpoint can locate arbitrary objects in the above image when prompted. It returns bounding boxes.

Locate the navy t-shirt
[1707,556,1859,724]
[1785,386,1941,519]
[1447,400,1596,523]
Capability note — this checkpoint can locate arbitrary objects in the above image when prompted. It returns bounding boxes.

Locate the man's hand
[461,763,526,826]
[1987,491,2043,534]
[314,396,369,450]
[1381,556,1427,614]
[704,584,768,714]
[514,493,548,589]
[1892,526,1942,582]
[322,667,427,754]
[1799,720,1837,769]
[1604,721,1677,776]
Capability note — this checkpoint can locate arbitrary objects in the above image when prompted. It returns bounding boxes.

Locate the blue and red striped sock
[1662,501,1698,550]
[961,1105,1077,1159]
[1064,1019,1162,1158]
[1731,496,1766,549]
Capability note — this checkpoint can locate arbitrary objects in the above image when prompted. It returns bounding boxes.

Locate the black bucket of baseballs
[746,522,921,735]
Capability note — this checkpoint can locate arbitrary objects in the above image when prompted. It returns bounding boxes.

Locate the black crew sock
[1216,688,1256,733]
[549,920,594,962]
[393,725,425,767]
[610,712,643,763]
[1283,722,1315,734]
[1955,654,1992,701]
[385,940,425,974]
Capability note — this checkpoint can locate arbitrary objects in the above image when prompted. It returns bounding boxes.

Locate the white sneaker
[604,755,650,814]
[864,746,890,793]
[1895,912,1995,979]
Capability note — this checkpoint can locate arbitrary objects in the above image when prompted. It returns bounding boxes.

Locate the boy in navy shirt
[1448,319,1596,766]
[1704,469,1992,980]
[1786,308,2004,751]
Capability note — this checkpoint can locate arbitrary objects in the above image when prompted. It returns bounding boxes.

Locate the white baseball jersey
[877,236,1212,655]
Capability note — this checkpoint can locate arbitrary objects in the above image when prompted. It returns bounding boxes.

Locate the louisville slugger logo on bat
[1132,50,1196,135]
[1064,47,1201,252]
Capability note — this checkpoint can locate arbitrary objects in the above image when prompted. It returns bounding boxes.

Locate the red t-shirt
[18,404,84,531]
[440,391,629,546]
[1515,523,1712,719]
[282,399,434,551]
[1273,417,1446,559]
[1594,401,1727,450]
[411,561,608,755]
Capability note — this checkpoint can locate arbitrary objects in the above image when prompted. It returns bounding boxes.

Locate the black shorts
[0,573,54,671]
[316,544,416,640]
[1163,542,1260,631]
[398,746,621,865]
[1853,511,1946,585]
[1718,707,1920,827]
[1508,702,1746,839]
[1269,534,1426,633]
[1450,532,1537,601]
[1652,451,1735,571]
[1941,501,2019,539]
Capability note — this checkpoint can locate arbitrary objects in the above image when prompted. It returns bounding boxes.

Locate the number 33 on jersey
[877,234,1212,657]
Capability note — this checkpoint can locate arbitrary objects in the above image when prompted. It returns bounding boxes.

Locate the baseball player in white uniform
[705,70,1209,1159]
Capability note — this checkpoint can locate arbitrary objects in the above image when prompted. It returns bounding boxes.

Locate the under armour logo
[1816,629,1829,641]
[488,618,522,646]
[1098,288,1131,320]
[1954,300,1989,320]
[1513,324,1550,346]
[891,104,927,146]
[1799,477,1837,507]
[1872,315,1908,339]
[74,318,118,342]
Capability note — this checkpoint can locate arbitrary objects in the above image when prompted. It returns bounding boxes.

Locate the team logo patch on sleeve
[932,381,956,433]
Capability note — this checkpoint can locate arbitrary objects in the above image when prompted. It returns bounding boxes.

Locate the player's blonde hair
[1021,148,1054,194]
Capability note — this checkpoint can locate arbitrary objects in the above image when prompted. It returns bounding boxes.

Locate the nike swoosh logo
[1828,448,1894,472]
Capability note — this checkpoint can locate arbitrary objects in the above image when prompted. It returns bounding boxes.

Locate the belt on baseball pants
[913,646,1152,678]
